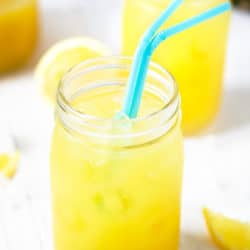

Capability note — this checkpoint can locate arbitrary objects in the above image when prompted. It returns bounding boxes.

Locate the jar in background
[123,0,231,135]
[0,0,38,73]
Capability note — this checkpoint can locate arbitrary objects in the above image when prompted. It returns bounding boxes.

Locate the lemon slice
[203,208,250,250]
[35,37,111,103]
[0,152,20,179]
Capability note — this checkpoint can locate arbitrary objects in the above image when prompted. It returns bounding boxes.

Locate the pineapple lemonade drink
[0,0,38,73]
[123,0,231,134]
[50,57,183,250]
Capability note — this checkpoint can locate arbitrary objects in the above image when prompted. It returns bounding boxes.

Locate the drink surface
[0,0,38,73]
[50,83,183,250]
[123,0,231,134]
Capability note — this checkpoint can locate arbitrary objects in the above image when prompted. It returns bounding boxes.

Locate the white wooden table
[0,1,250,249]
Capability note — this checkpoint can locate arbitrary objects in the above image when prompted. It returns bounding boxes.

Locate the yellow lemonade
[0,0,38,73]
[50,57,183,250]
[123,0,231,134]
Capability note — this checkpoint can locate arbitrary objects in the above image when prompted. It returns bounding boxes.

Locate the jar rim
[56,56,180,142]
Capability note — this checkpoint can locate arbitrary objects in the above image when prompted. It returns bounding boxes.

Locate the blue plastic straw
[123,2,231,118]
[123,0,183,118]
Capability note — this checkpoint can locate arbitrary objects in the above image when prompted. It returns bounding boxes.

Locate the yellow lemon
[203,208,250,250]
[35,37,111,103]
[0,152,20,179]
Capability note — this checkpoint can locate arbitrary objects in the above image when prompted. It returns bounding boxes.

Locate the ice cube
[112,112,132,133]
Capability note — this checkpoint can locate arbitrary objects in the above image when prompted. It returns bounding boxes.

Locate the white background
[0,1,250,249]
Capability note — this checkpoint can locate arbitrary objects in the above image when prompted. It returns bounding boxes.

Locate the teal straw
[123,2,231,118]
[138,0,184,44]
[150,2,231,53]
[123,0,183,118]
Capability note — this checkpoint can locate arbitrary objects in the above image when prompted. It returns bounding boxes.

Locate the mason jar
[50,56,184,250]
[0,0,38,73]
[123,0,231,134]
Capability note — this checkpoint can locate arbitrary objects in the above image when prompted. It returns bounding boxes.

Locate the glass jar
[0,0,38,73]
[50,57,183,250]
[123,0,231,135]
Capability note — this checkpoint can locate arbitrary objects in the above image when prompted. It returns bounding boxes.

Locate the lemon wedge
[35,37,111,103]
[203,207,250,250]
[0,152,20,179]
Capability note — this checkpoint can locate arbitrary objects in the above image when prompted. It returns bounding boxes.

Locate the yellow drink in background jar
[123,0,231,135]
[50,57,183,250]
[0,0,38,73]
